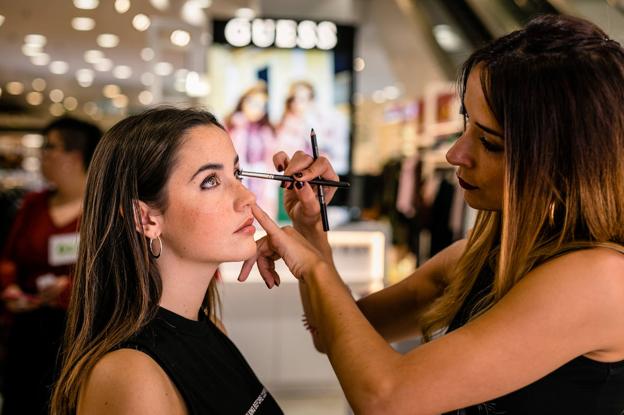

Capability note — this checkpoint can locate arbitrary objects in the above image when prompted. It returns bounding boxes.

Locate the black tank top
[121,307,283,415]
[444,253,624,415]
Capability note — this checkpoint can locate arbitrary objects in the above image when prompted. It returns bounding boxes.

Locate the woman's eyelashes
[479,136,504,153]
[200,173,221,190]
[234,168,243,182]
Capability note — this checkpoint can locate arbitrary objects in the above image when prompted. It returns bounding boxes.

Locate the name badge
[48,233,80,266]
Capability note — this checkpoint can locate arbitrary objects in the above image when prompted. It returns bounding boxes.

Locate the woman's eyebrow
[475,121,503,138]
[189,163,223,182]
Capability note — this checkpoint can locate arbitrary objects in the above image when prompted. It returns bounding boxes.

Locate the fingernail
[265,281,271,289]
[277,164,284,172]
[280,181,287,188]
[294,172,303,178]
[295,181,304,189]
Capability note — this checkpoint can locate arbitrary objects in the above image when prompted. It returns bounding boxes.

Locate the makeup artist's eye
[200,173,221,189]
[479,136,504,153]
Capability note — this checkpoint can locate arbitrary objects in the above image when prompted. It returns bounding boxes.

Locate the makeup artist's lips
[458,177,479,190]
[234,217,255,234]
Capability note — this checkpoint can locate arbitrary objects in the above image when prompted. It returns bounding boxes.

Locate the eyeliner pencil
[238,170,350,189]
[310,129,330,232]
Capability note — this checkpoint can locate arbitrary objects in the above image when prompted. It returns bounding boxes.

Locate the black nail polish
[294,172,303,178]
[295,181,304,189]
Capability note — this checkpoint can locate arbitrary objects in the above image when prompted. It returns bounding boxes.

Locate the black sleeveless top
[444,259,624,415]
[121,307,283,415]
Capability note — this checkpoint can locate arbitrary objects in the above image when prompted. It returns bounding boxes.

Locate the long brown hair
[421,15,624,340]
[51,107,226,414]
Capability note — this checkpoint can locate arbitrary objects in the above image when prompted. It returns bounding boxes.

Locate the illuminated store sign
[224,18,338,50]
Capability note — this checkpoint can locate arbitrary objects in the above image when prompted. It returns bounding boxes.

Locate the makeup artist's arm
[250,203,624,415]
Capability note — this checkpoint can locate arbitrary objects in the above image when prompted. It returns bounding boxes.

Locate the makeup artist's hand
[238,204,329,286]
[273,151,339,230]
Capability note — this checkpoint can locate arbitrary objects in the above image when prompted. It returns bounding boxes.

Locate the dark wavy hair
[421,15,624,340]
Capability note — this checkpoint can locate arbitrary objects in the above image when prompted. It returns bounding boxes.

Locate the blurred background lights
[112,94,129,108]
[93,58,113,72]
[73,0,99,10]
[76,69,95,87]
[114,0,131,13]
[149,0,169,11]
[49,61,69,74]
[71,17,95,31]
[102,84,121,98]
[32,78,47,91]
[26,91,44,106]
[154,61,173,76]
[140,72,155,86]
[24,34,47,47]
[113,65,133,79]
[140,47,155,61]
[354,57,365,72]
[49,103,65,116]
[31,54,50,66]
[132,14,151,31]
[97,34,119,48]
[6,82,24,95]
[170,30,191,47]
[84,49,104,64]
[63,96,79,111]
[49,89,65,103]
[138,90,153,105]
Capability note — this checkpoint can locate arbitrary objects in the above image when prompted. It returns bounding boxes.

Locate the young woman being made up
[50,108,283,415]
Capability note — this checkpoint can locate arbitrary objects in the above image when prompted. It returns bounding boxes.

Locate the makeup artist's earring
[149,236,163,259]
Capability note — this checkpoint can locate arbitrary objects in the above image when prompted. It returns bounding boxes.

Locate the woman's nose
[235,182,256,211]
[446,134,475,169]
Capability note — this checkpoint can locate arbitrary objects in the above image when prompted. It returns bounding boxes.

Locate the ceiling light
[140,47,155,61]
[170,30,191,47]
[64,96,79,111]
[132,14,151,31]
[49,61,69,75]
[22,134,44,148]
[32,78,47,91]
[83,101,99,116]
[113,65,133,79]
[31,54,50,66]
[149,0,169,11]
[354,57,365,72]
[432,24,463,53]
[50,89,64,103]
[22,44,43,57]
[84,49,104,64]
[112,94,129,108]
[235,8,255,19]
[24,34,47,47]
[185,71,211,97]
[97,34,120,48]
[49,103,65,116]
[93,58,113,72]
[140,72,155,86]
[153,61,173,76]
[73,0,99,10]
[138,90,153,105]
[103,84,121,98]
[76,69,95,87]
[181,0,206,26]
[115,0,131,13]
[72,17,96,31]
[6,82,24,95]
[26,92,44,106]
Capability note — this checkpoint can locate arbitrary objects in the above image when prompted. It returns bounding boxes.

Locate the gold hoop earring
[149,236,162,259]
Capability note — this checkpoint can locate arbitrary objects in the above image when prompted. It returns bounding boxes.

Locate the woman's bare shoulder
[78,348,186,415]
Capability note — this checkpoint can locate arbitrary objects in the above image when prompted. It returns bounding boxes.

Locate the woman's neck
[157,256,219,321]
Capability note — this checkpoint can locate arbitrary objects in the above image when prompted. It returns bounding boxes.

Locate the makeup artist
[239,15,624,414]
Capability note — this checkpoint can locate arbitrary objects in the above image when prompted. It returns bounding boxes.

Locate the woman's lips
[458,177,479,190]
[234,218,256,234]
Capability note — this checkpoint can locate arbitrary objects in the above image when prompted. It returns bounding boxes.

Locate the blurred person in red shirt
[0,117,101,415]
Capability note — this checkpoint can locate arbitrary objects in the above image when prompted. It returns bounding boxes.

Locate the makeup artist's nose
[234,182,256,211]
[446,133,475,169]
